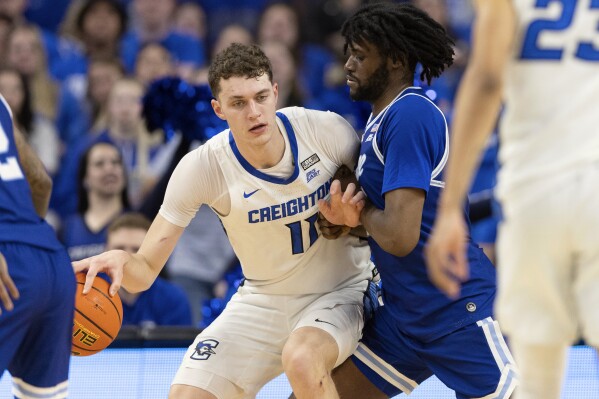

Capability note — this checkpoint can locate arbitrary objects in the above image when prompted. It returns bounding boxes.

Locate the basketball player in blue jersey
[74,43,376,399]
[0,94,76,398]
[318,3,518,398]
[427,1,599,398]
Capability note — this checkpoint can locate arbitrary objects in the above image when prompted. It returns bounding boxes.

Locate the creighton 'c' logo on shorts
[191,339,220,360]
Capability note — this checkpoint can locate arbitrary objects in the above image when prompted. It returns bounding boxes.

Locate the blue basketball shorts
[351,305,518,398]
[0,242,76,398]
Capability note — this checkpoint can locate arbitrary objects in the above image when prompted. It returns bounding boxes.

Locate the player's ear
[272,82,279,101]
[211,99,226,120]
[389,56,403,71]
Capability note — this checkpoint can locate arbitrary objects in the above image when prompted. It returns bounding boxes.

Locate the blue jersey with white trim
[357,87,496,342]
[0,95,62,250]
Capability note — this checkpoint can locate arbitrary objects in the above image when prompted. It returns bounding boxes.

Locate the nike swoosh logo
[315,318,337,328]
[243,189,261,198]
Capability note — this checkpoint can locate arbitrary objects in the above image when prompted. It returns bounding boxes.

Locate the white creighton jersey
[498,0,599,197]
[160,107,371,295]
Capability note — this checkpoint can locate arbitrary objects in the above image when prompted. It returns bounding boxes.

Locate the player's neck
[372,81,412,116]
[239,125,286,170]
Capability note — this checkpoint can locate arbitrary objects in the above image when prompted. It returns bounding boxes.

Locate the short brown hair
[208,43,273,98]
[108,212,151,234]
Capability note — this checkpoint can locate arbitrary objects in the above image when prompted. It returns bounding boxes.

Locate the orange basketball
[71,273,123,356]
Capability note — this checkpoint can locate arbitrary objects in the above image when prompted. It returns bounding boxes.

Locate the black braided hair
[341,2,454,85]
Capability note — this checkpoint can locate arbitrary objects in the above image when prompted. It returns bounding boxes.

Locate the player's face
[211,73,279,148]
[344,41,390,103]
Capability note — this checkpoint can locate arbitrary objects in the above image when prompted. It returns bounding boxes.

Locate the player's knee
[282,344,327,382]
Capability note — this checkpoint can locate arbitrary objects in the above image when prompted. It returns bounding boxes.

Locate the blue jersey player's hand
[0,252,20,314]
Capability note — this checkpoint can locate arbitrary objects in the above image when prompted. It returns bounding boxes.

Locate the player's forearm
[121,253,161,293]
[121,214,185,293]
[360,202,416,257]
[13,124,52,217]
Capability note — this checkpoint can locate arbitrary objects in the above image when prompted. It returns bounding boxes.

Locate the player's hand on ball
[0,252,19,314]
[319,179,366,228]
[318,212,351,240]
[332,164,360,192]
[72,250,130,296]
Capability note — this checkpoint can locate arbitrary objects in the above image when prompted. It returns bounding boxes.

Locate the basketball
[71,273,123,356]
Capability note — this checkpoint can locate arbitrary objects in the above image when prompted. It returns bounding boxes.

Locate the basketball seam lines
[74,308,116,341]
[76,281,122,323]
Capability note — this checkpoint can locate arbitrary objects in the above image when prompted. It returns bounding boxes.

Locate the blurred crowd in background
[0,0,497,330]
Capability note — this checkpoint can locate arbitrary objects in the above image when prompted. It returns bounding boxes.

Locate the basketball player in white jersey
[426,1,599,398]
[74,43,374,399]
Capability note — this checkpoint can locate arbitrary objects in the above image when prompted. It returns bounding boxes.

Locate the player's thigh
[173,288,289,398]
[170,371,242,399]
[423,318,517,399]
[294,281,367,368]
[4,245,75,393]
[497,180,578,344]
[349,306,431,397]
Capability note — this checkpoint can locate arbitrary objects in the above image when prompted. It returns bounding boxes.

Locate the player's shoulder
[278,106,347,126]
[180,129,228,168]
[388,88,446,122]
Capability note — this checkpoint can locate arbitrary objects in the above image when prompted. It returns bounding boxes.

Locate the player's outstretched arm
[426,0,515,297]
[0,252,19,314]
[13,122,52,217]
[73,214,185,296]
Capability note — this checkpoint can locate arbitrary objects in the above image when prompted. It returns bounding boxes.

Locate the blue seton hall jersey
[0,96,62,250]
[357,87,497,342]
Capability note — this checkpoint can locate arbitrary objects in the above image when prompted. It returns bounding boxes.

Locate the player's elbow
[472,67,504,95]
[379,232,419,257]
[34,172,53,199]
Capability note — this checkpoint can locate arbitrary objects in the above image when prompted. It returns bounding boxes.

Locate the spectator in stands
[106,212,192,327]
[52,78,167,218]
[257,2,334,102]
[261,40,305,108]
[121,0,205,79]
[0,67,60,176]
[6,24,59,125]
[134,42,174,87]
[84,56,126,133]
[61,141,129,261]
[0,13,14,61]
[173,2,207,43]
[6,23,86,145]
[53,0,128,99]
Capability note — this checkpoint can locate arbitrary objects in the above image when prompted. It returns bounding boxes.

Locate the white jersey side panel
[498,0,599,197]
[214,108,370,295]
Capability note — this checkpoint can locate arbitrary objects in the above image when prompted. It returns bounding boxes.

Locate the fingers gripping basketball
[72,273,123,356]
